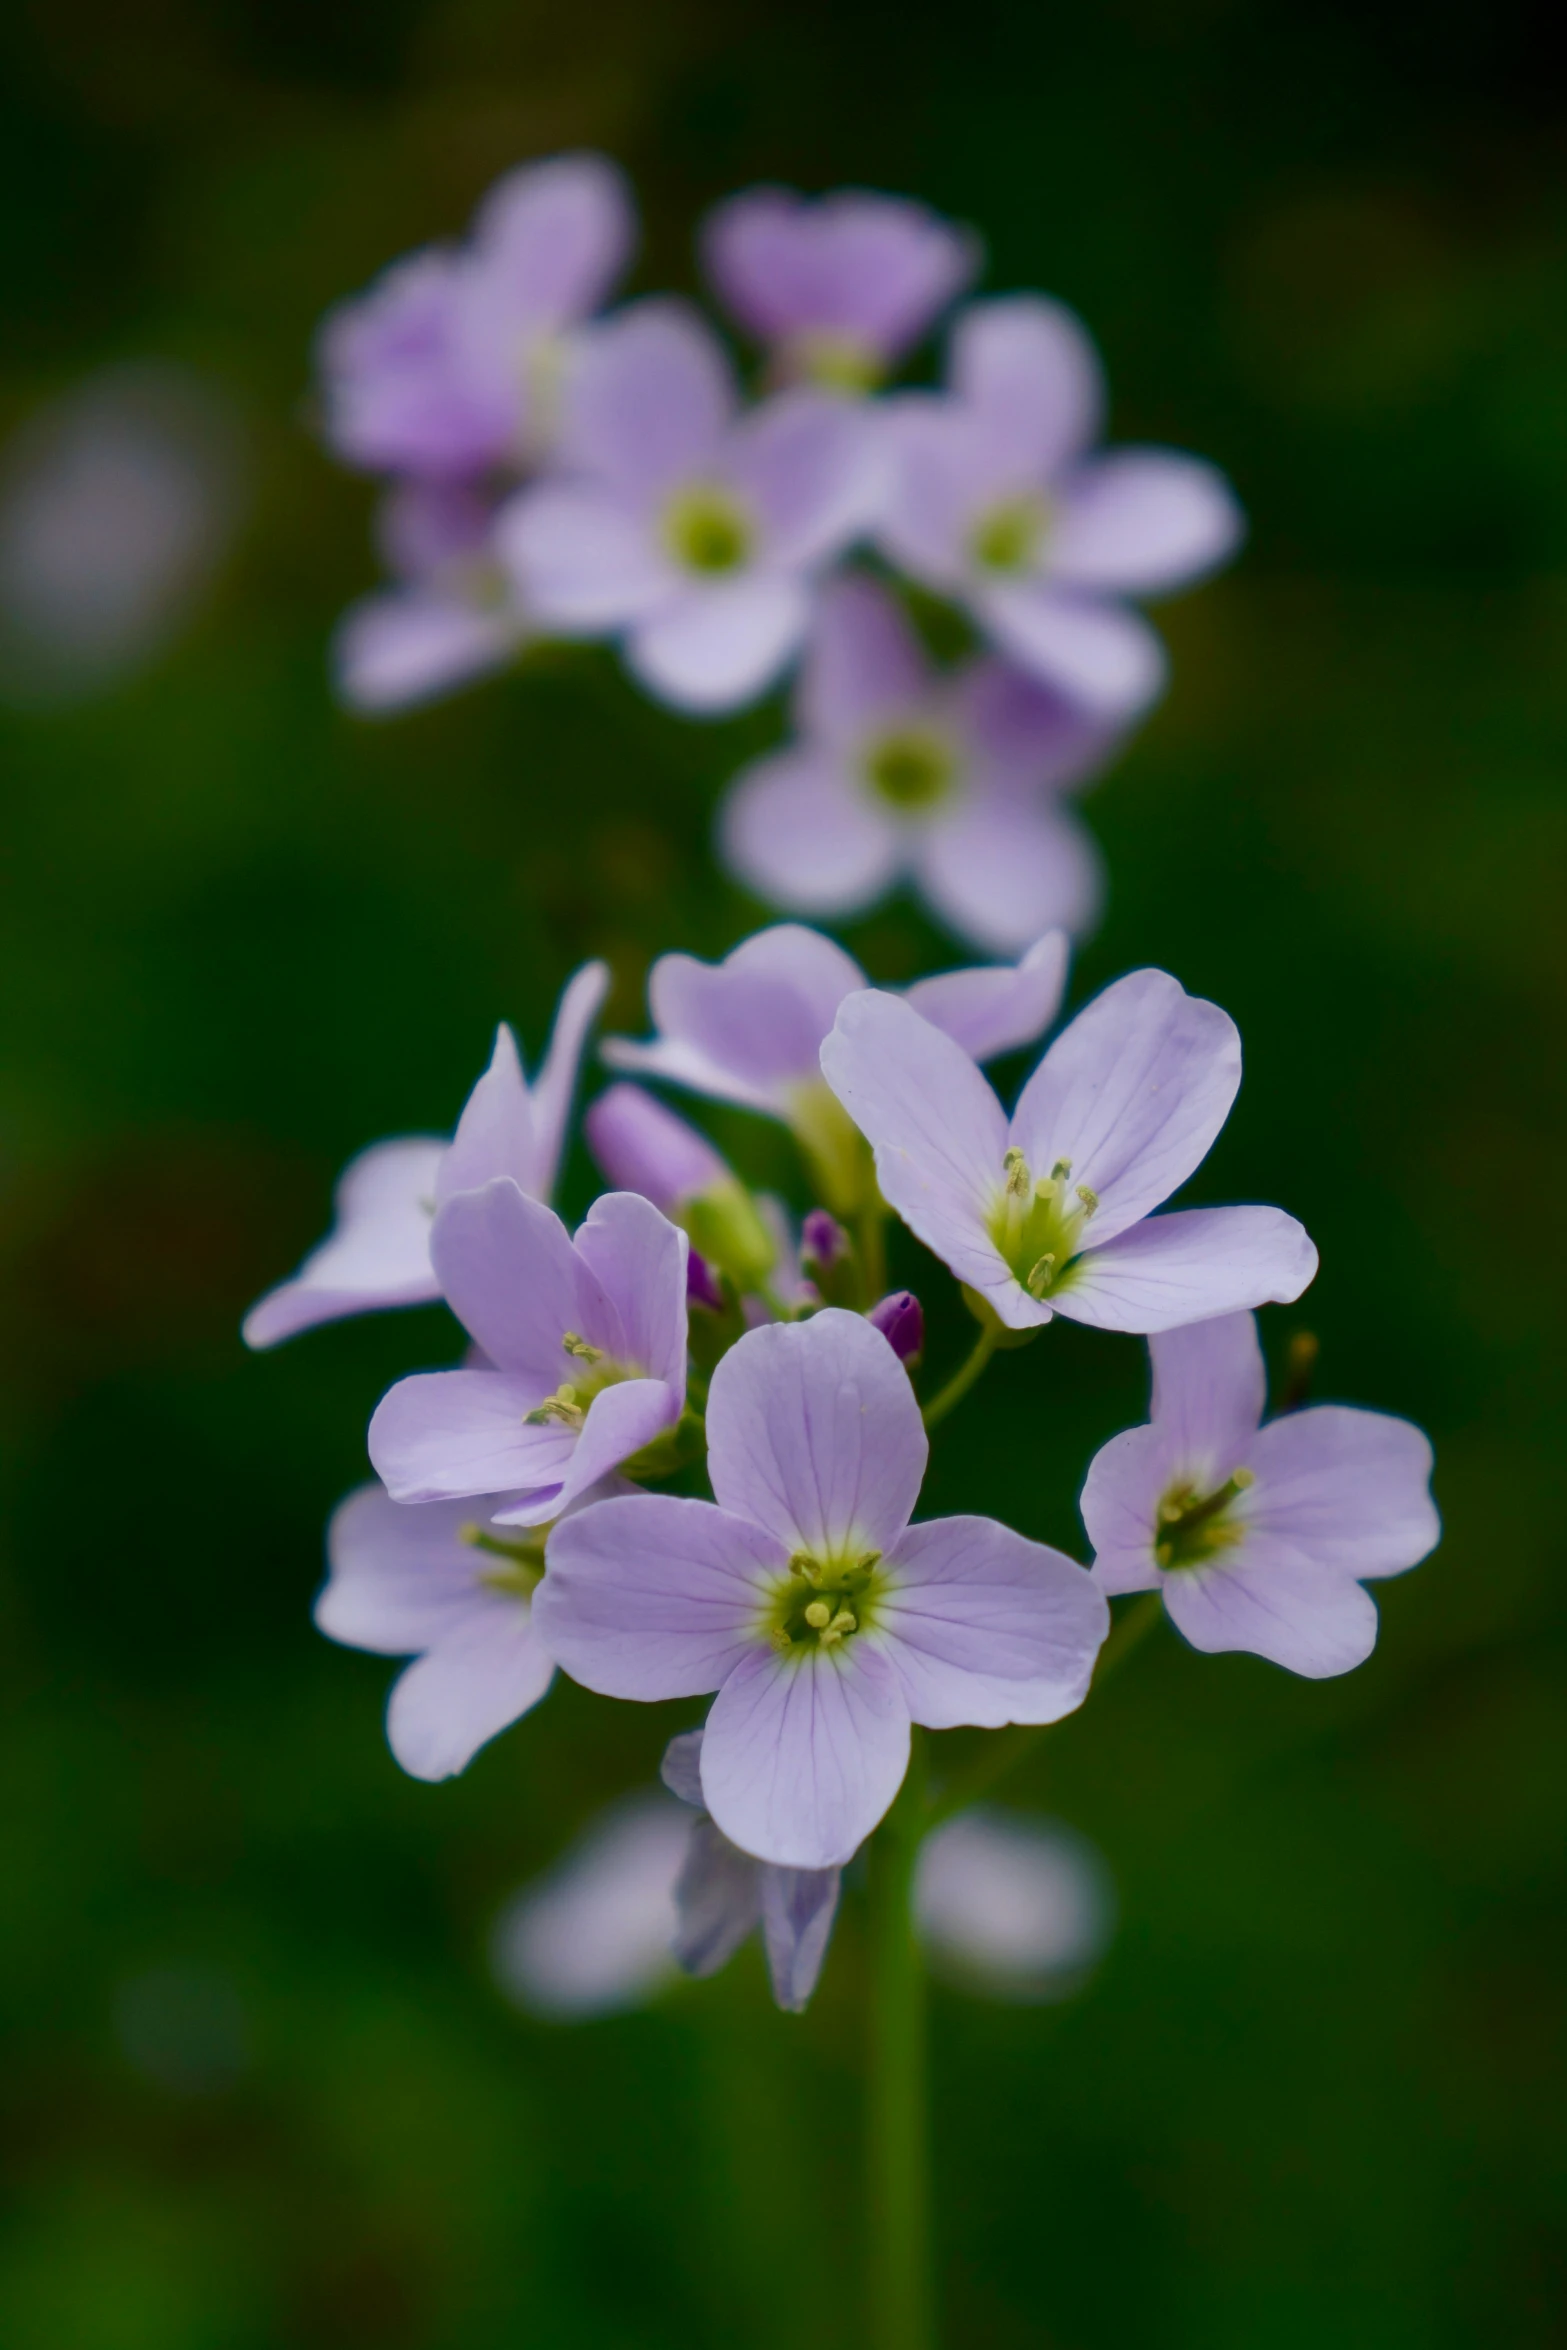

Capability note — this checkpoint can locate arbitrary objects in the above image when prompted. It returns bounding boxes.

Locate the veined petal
[572,1191,689,1391]
[913,793,1104,955]
[386,1602,556,1780]
[368,1369,577,1503]
[730,391,880,568]
[429,1178,623,1378]
[759,1865,841,2012]
[1010,968,1242,1243]
[615,927,861,1105]
[1080,1425,1170,1597]
[1246,1406,1439,1579]
[556,1375,682,1506]
[1056,1207,1318,1333]
[333,590,517,715]
[718,747,903,920]
[949,297,1105,480]
[528,960,611,1205]
[536,1493,783,1697]
[706,1309,927,1557]
[1148,1311,1267,1465]
[1050,449,1244,596]
[556,300,735,494]
[1161,1545,1380,1679]
[877,1516,1108,1728]
[959,656,1124,792]
[242,1136,444,1349]
[318,1485,501,1655]
[978,584,1167,719]
[700,1641,911,1868]
[902,930,1069,1062]
[437,1023,538,1206]
[496,485,669,629]
[672,1818,762,1976]
[628,575,808,713]
[799,572,930,745]
[875,399,996,590]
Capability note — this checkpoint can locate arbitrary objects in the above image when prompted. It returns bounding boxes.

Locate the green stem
[858,1202,888,1304]
[920,1325,999,1430]
[928,1590,1164,1826]
[866,1733,936,2350]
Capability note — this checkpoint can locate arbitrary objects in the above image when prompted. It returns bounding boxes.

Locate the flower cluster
[249,921,1437,2010]
[319,161,1243,952]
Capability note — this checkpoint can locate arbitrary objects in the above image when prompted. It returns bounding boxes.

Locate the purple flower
[491,1793,690,2019]
[916,1808,1112,2001]
[868,1289,925,1366]
[701,187,979,392]
[820,970,1317,1334]
[601,921,1071,1211]
[1082,1312,1439,1677]
[534,1309,1108,1868]
[496,303,878,712]
[719,573,1115,951]
[368,1182,689,1526]
[875,299,1244,716]
[334,481,529,714]
[661,1731,841,2012]
[317,153,634,481]
[585,1081,779,1294]
[318,1484,562,1780]
[243,963,607,1348]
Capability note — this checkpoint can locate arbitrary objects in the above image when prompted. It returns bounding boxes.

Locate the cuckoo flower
[368,1183,689,1525]
[585,1081,779,1294]
[661,1731,841,2012]
[916,1809,1113,2001]
[601,922,1071,1212]
[491,1794,690,2020]
[701,186,978,393]
[1083,1313,1439,1676]
[876,298,1244,716]
[821,970,1316,1333]
[535,1309,1108,1868]
[334,479,529,714]
[719,573,1116,951]
[317,152,634,481]
[496,303,876,712]
[243,962,607,1348]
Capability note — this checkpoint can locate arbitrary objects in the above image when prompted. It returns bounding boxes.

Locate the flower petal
[571,1190,689,1390]
[607,925,866,1109]
[916,1810,1113,1995]
[706,1309,927,1558]
[1246,1406,1439,1579]
[386,1601,556,1780]
[333,590,518,715]
[759,1864,841,2012]
[496,485,669,629]
[729,391,880,568]
[527,960,611,1205]
[368,1369,577,1503]
[660,1728,707,1809]
[672,1818,762,1976]
[1148,1311,1267,1465]
[1080,1424,1170,1597]
[1161,1547,1380,1679]
[798,572,930,745]
[700,1640,911,1868]
[436,1023,538,1206]
[1010,968,1242,1243]
[430,1176,625,1377]
[491,1795,686,2019]
[703,187,977,362]
[469,152,635,327]
[977,585,1167,718]
[877,1516,1108,1728]
[901,931,1070,1063]
[1050,449,1244,596]
[958,656,1125,792]
[585,1084,729,1213]
[719,746,903,920]
[317,1484,506,1655]
[949,296,1105,479]
[534,1493,783,1699]
[556,300,734,494]
[242,1137,444,1349]
[1056,1207,1319,1333]
[628,575,808,713]
[913,793,1104,955]
[551,1375,682,1509]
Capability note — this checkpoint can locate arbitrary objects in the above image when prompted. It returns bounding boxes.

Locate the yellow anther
[1050,1159,1072,1182]
[561,1331,603,1363]
[1158,1497,1186,1524]
[1075,1184,1099,1216]
[828,1609,857,1637]
[1003,1146,1032,1198]
[524,1383,585,1428]
[1025,1253,1056,1298]
[789,1550,825,1586]
[769,1626,794,1654]
[1155,1542,1173,1567]
[803,1600,832,1630]
[1232,1466,1255,1489]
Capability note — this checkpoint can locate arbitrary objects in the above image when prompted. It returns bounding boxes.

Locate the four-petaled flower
[243,962,607,1349]
[876,298,1244,716]
[719,572,1117,951]
[368,1183,689,1525]
[534,1309,1109,1868]
[821,968,1317,1332]
[497,303,878,712]
[1082,1312,1439,1676]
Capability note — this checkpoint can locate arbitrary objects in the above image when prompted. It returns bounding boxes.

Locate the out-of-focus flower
[601,922,1070,1212]
[491,1794,690,2019]
[317,153,634,481]
[915,1808,1113,1999]
[319,1484,569,1778]
[1082,1312,1439,1676]
[868,1289,924,1366]
[497,303,877,712]
[334,480,529,713]
[536,1310,1107,1868]
[244,963,607,1348]
[369,1184,688,1525]
[876,299,1243,717]
[661,1731,840,2012]
[702,187,979,392]
[719,573,1114,951]
[822,971,1317,1334]
[585,1081,779,1294]
[0,363,244,705]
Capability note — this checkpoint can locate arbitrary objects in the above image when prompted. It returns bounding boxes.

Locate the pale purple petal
[916,1810,1113,1996]
[1148,1311,1267,1464]
[1161,1547,1381,1679]
[368,1368,577,1503]
[1056,1207,1319,1333]
[386,1600,556,1779]
[242,1137,444,1348]
[799,572,930,745]
[875,399,992,589]
[1050,450,1244,595]
[706,1309,927,1557]
[902,931,1070,1062]
[660,1728,707,1809]
[495,484,668,629]
[436,1023,538,1205]
[376,479,494,579]
[586,1083,729,1210]
[491,1795,686,2019]
[627,575,809,713]
[1079,1425,1168,1596]
[429,1179,622,1378]
[672,1818,762,1975]
[760,1865,841,2012]
[820,990,1010,1293]
[333,590,518,715]
[978,585,1167,718]
[600,1033,781,1117]
[317,251,509,478]
[703,188,977,363]
[556,301,734,496]
[549,1375,682,1508]
[728,391,879,568]
[913,795,1104,954]
[534,1493,782,1698]
[1010,969,1242,1244]
[1246,1406,1439,1579]
[317,1484,497,1655]
[719,747,904,919]
[949,297,1105,479]
[724,923,868,1030]
[958,656,1124,792]
[468,152,634,326]
[610,926,865,1108]
[527,960,611,1204]
[572,1190,689,1390]
[700,1641,911,1868]
[876,1517,1108,1728]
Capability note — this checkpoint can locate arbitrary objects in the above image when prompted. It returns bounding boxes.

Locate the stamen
[803,1600,832,1630]
[827,1609,856,1637]
[769,1627,794,1654]
[1025,1253,1056,1298]
[1050,1159,1072,1182]
[1003,1146,1032,1198]
[1075,1184,1099,1216]
[561,1331,603,1363]
[524,1383,585,1429]
[789,1550,826,1587]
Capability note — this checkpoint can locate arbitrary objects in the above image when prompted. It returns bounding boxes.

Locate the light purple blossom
[534,1309,1108,1868]
[368,1182,689,1526]
[820,969,1317,1334]
[334,481,529,714]
[496,303,878,712]
[661,1731,840,2012]
[317,153,634,481]
[601,922,1071,1213]
[1082,1312,1439,1677]
[719,573,1115,951]
[243,962,607,1348]
[916,1808,1113,2001]
[585,1081,783,1296]
[491,1793,690,2019]
[701,187,979,391]
[875,299,1244,716]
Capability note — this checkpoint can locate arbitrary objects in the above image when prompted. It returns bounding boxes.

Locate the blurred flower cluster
[320,159,1243,951]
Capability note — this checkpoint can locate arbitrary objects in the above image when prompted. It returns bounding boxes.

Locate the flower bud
[687,1249,725,1314]
[801,1209,849,1270]
[586,1082,727,1212]
[868,1289,924,1368]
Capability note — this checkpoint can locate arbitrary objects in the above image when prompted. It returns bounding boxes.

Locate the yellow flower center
[985,1146,1099,1300]
[663,485,755,574]
[969,494,1052,576]
[862,725,958,813]
[1153,1470,1255,1570]
[766,1546,886,1655]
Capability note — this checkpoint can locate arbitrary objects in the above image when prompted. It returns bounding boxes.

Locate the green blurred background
[3,0,1564,2342]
